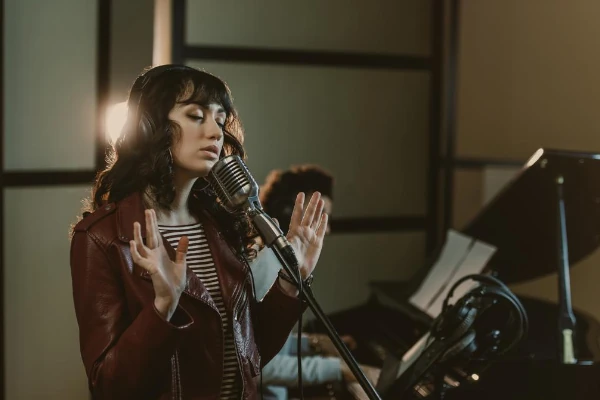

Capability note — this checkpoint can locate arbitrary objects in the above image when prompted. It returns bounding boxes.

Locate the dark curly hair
[259,165,334,232]
[82,65,257,258]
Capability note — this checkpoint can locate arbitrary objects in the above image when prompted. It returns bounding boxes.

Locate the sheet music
[426,240,497,317]
[408,230,473,312]
[396,332,431,379]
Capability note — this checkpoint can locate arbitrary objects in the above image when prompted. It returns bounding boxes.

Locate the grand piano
[307,149,600,399]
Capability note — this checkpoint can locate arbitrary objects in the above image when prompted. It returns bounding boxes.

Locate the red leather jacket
[70,192,304,399]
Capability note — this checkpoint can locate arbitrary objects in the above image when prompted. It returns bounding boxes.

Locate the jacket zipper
[172,350,181,399]
[214,237,253,398]
[216,326,225,399]
[231,281,247,398]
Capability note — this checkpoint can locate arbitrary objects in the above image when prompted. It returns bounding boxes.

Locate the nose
[206,118,224,142]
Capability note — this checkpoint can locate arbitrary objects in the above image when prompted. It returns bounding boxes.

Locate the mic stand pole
[556,175,577,364]
[252,213,382,400]
[276,255,382,400]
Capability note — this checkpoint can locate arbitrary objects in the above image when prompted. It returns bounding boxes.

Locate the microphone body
[208,155,300,271]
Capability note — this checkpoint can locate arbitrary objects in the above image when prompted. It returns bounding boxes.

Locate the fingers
[342,335,358,350]
[145,210,155,249]
[152,209,162,247]
[310,199,325,230]
[130,239,152,272]
[316,213,329,240]
[145,209,159,249]
[175,236,189,264]
[288,192,305,231]
[301,192,321,227]
[132,221,152,271]
[272,217,280,228]
[133,222,148,257]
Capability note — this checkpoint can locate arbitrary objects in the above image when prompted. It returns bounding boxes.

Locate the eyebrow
[180,101,226,114]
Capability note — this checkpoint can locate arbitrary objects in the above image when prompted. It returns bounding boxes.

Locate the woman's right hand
[130,209,189,320]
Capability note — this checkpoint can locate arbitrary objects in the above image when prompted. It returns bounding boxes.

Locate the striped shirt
[158,222,241,399]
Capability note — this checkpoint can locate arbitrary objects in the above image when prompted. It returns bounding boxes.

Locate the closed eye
[187,114,224,129]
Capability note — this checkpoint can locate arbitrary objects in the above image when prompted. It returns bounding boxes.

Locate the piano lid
[462,148,600,284]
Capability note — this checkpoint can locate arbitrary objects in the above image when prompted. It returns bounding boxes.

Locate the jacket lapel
[197,210,249,317]
[115,192,217,311]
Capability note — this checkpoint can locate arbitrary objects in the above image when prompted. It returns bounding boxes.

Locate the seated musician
[254,165,380,400]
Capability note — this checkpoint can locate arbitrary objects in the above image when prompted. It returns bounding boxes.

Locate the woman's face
[168,101,225,178]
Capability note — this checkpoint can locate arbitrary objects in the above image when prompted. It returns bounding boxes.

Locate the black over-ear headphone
[431,273,528,360]
[124,64,196,139]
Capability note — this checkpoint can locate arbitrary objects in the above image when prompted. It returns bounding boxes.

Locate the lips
[200,145,219,156]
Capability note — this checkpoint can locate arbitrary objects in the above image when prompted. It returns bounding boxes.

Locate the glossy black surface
[464,148,600,284]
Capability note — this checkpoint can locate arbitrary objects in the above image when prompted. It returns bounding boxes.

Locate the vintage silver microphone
[207,155,300,272]
[207,155,383,400]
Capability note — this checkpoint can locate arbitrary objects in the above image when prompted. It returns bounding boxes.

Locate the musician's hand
[130,209,188,321]
[362,365,381,385]
[345,366,381,400]
[341,363,381,384]
[310,333,357,357]
[285,192,328,280]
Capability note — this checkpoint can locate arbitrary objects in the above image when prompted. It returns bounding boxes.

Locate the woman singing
[70,65,328,399]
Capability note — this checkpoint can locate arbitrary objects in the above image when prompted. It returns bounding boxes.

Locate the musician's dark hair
[80,65,256,257]
[260,165,334,232]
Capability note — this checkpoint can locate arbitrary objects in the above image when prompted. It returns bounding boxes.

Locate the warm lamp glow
[105,101,128,143]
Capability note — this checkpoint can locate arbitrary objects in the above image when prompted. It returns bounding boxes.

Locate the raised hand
[129,209,188,320]
[286,192,329,280]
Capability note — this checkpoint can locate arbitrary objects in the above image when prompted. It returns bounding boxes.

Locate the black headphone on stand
[384,273,528,399]
[431,273,528,361]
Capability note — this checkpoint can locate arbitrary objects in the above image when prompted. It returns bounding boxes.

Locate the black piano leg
[556,175,577,363]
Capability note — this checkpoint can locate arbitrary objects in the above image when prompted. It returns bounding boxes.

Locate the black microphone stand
[252,211,382,400]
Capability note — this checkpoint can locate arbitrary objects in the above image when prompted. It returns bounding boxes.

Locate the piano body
[307,149,600,399]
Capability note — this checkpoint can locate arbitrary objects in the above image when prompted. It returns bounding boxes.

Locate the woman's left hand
[286,192,329,280]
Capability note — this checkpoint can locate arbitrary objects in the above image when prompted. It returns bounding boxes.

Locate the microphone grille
[208,155,257,211]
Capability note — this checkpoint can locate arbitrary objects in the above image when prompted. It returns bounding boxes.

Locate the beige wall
[455,0,600,321]
[109,0,154,104]
[4,187,92,399]
[3,0,154,398]
[185,0,431,55]
[4,1,97,398]
[4,0,97,171]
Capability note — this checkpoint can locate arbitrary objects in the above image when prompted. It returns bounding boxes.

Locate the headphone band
[440,273,529,352]
[127,64,197,122]
[444,274,528,332]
